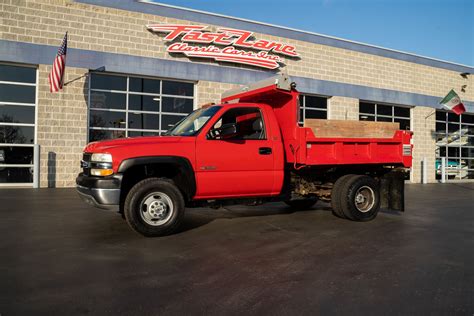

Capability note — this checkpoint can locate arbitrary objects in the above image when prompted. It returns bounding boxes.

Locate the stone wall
[37,65,88,187]
[2,0,473,102]
[328,97,359,120]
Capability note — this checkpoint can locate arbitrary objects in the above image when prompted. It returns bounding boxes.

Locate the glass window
[377,104,392,116]
[435,110,474,180]
[0,63,37,186]
[0,146,33,164]
[360,102,375,114]
[128,113,160,130]
[89,110,126,129]
[0,167,33,183]
[359,115,375,121]
[305,109,327,119]
[461,115,474,124]
[166,106,221,137]
[89,73,195,141]
[305,95,327,109]
[0,125,34,144]
[162,80,194,96]
[128,131,160,138]
[162,97,194,114]
[89,129,125,142]
[162,114,186,131]
[129,95,160,112]
[394,107,410,117]
[0,84,35,103]
[90,92,126,110]
[90,73,126,91]
[359,101,411,130]
[0,105,35,124]
[129,77,161,94]
[377,116,392,122]
[208,107,265,140]
[299,94,327,126]
[436,111,446,121]
[436,122,446,133]
[395,118,410,130]
[0,64,36,84]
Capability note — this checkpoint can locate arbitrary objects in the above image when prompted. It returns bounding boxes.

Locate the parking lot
[0,183,473,315]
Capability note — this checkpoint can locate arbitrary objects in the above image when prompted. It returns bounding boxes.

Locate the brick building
[0,0,473,187]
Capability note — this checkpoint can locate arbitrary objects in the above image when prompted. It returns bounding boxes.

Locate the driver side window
[207,107,266,140]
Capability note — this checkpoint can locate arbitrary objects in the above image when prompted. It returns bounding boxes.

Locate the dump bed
[222,74,413,169]
[295,119,413,167]
[296,127,412,167]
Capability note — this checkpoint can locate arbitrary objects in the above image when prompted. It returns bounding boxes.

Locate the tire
[124,178,185,237]
[331,174,357,219]
[339,175,380,221]
[284,197,318,210]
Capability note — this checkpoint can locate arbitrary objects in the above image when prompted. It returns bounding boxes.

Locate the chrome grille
[82,153,92,175]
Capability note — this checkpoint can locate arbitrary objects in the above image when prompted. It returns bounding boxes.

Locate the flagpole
[63,66,106,86]
[425,109,436,119]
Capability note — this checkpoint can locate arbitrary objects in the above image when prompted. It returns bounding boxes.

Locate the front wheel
[124,178,185,237]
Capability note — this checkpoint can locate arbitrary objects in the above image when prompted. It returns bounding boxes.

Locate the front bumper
[76,173,122,211]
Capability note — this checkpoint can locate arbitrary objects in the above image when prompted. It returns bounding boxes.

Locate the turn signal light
[91,169,114,176]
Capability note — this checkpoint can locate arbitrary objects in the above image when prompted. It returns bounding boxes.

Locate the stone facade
[1,0,473,186]
[411,107,437,183]
[328,97,359,120]
[37,65,88,187]
[2,0,472,100]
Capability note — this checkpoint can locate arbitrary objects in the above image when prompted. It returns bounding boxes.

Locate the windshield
[165,106,222,136]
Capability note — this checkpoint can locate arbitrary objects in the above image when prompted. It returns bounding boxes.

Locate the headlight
[90,153,113,176]
[91,153,113,163]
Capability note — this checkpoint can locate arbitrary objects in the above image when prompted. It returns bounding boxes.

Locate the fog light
[91,169,114,176]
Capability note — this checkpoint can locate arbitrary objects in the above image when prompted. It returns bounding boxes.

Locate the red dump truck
[77,74,412,237]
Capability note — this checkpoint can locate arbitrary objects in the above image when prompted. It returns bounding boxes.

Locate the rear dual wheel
[331,174,380,221]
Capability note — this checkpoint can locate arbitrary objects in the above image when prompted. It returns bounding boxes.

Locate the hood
[84,136,185,153]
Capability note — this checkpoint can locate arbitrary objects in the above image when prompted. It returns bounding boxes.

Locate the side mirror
[219,123,238,138]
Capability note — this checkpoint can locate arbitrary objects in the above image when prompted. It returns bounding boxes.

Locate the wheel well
[119,162,195,213]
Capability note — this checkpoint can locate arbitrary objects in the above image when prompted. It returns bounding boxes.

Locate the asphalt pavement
[0,183,473,315]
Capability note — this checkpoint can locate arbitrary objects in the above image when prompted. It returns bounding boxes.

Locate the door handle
[259,147,272,155]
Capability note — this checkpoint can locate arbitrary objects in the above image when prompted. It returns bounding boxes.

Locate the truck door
[195,106,276,198]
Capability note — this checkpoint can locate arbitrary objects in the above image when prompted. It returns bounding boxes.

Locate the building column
[328,96,359,120]
[410,106,437,183]
[37,65,89,188]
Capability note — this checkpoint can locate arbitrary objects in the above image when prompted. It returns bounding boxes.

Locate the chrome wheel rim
[140,192,174,226]
[354,186,375,213]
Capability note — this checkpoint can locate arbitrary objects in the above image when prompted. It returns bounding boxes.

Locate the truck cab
[77,74,412,237]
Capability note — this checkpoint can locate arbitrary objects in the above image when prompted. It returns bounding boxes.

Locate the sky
[152,0,474,66]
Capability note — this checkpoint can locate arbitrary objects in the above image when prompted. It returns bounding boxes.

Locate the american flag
[48,32,68,93]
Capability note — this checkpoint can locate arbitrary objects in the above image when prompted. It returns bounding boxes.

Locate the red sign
[146,24,299,69]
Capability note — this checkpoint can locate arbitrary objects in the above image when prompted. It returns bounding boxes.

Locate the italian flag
[439,89,466,115]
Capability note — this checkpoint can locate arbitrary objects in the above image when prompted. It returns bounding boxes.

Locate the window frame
[298,93,328,126]
[87,72,196,142]
[0,62,38,186]
[206,107,267,141]
[359,101,412,131]
[435,110,474,181]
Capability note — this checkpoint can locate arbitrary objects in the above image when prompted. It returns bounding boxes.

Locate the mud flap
[380,170,405,212]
